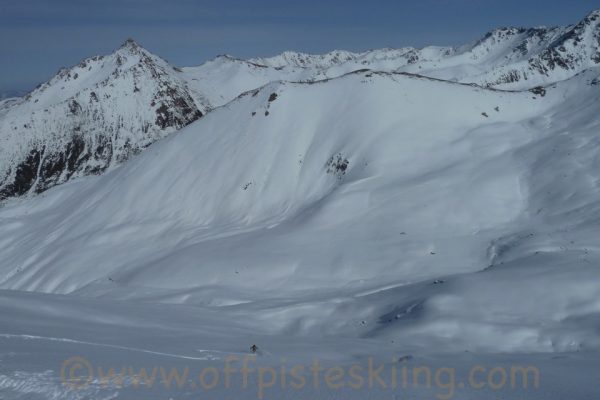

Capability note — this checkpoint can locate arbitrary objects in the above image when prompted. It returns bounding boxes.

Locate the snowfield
[1,9,600,400]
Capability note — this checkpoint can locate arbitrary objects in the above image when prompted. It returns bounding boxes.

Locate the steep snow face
[0,40,204,201]
[0,71,538,293]
[2,68,600,352]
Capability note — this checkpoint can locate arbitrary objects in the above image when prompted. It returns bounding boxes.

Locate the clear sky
[1,0,599,93]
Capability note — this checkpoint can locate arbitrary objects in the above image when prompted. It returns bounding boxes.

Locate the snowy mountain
[425,9,600,88]
[0,39,204,200]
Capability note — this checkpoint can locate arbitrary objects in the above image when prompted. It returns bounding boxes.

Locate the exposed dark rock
[325,153,349,179]
[69,100,82,115]
[530,86,547,97]
[0,150,42,199]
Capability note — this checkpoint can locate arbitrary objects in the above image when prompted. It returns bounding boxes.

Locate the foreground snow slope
[1,289,599,400]
[2,68,600,356]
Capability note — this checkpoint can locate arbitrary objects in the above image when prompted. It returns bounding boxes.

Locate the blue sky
[1,0,599,92]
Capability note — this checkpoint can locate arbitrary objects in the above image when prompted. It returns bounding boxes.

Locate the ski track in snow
[0,334,218,361]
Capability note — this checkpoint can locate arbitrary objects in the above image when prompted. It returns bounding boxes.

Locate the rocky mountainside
[0,39,204,200]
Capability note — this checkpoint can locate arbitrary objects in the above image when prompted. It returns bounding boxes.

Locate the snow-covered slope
[2,67,600,353]
[0,40,204,200]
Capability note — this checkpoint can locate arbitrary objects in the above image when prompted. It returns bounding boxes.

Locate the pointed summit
[120,38,140,49]
[116,38,146,56]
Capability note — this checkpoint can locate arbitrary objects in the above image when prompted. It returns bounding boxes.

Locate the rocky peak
[117,38,145,54]
[0,40,205,202]
[113,38,155,65]
[121,37,139,47]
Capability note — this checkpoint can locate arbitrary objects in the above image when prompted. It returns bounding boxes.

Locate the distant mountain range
[1,10,599,201]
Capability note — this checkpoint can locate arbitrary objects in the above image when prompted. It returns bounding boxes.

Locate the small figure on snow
[250,344,258,354]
